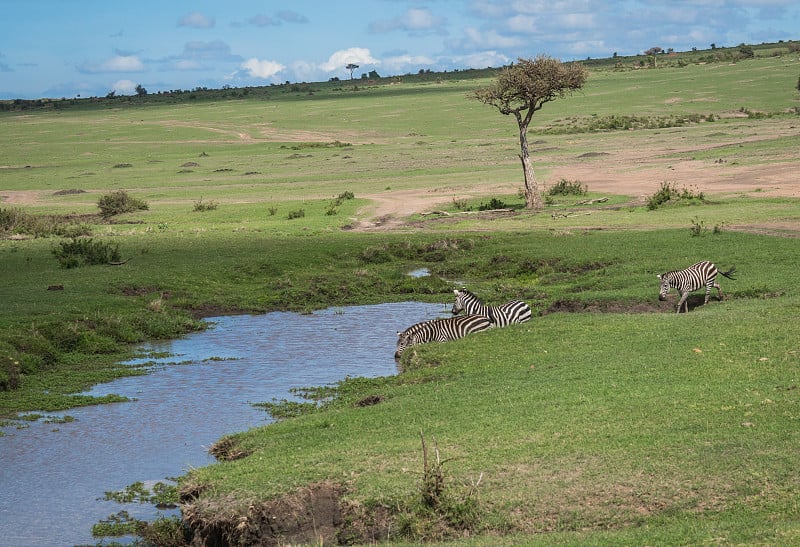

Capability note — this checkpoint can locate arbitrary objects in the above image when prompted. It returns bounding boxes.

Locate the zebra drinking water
[451,288,532,326]
[395,314,492,358]
[657,260,736,313]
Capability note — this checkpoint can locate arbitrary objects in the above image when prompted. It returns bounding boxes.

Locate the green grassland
[2,44,800,544]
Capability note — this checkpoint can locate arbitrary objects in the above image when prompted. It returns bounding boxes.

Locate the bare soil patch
[348,151,799,231]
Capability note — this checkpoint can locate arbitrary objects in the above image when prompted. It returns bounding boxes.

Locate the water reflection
[0,302,447,547]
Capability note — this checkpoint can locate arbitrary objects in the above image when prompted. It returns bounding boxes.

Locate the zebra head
[395,330,413,359]
[451,288,468,315]
[657,273,671,300]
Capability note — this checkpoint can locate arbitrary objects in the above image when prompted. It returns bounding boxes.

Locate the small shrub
[452,198,469,211]
[647,182,677,210]
[548,178,587,196]
[52,238,121,268]
[286,209,305,220]
[1,355,22,391]
[324,191,355,215]
[97,191,148,218]
[268,206,278,216]
[192,197,218,212]
[647,181,705,210]
[689,217,707,237]
[478,197,508,210]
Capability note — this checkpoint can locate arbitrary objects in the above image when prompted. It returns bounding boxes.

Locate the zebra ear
[656,274,662,280]
[397,331,402,337]
[453,289,459,295]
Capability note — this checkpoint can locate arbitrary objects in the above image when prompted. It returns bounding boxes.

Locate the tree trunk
[517,122,542,209]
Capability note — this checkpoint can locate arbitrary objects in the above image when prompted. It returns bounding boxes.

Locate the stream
[0,301,446,546]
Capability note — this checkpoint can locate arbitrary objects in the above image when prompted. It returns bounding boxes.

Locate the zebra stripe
[451,288,532,326]
[657,260,736,313]
[395,314,492,358]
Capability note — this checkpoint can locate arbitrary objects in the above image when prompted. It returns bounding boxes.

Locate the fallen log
[574,197,608,205]
[421,208,513,216]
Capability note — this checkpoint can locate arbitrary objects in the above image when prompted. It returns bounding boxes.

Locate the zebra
[657,260,737,313]
[395,314,492,358]
[451,288,532,326]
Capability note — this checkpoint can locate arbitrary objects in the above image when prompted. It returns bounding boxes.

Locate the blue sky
[1,0,797,100]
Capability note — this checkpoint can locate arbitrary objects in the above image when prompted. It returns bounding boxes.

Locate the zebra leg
[713,281,724,301]
[704,283,712,305]
[676,291,689,313]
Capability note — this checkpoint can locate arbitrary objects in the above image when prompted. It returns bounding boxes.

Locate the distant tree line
[2,40,797,112]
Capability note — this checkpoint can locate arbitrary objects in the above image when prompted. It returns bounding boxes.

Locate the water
[0,302,447,547]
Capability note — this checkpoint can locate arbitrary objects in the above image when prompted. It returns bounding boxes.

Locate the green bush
[97,191,148,218]
[548,178,587,196]
[646,181,705,210]
[478,197,509,210]
[52,238,121,268]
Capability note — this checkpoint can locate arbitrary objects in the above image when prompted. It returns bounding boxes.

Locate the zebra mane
[457,287,481,300]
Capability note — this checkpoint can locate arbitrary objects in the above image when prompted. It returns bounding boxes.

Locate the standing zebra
[395,314,492,358]
[657,260,736,313]
[451,288,532,326]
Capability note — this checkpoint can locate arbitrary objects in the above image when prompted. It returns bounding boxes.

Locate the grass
[2,44,800,544]
[184,268,800,542]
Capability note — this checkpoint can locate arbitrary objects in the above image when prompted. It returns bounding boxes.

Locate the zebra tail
[720,266,736,280]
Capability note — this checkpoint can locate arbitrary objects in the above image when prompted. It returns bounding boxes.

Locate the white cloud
[319,48,379,73]
[290,60,318,82]
[172,59,206,71]
[369,8,446,33]
[249,14,278,27]
[556,12,596,29]
[564,40,608,56]
[182,41,240,61]
[79,55,145,74]
[462,27,524,49]
[452,51,511,69]
[179,12,215,28]
[277,10,309,24]
[241,58,286,79]
[381,54,436,74]
[111,79,138,95]
[507,14,539,33]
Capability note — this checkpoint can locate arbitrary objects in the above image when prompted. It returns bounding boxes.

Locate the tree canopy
[472,56,587,121]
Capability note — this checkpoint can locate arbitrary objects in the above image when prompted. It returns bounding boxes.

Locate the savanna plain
[2,44,800,545]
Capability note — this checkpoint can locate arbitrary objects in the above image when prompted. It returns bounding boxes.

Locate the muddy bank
[181,481,392,546]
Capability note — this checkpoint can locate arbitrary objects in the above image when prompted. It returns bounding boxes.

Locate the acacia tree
[472,55,587,209]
